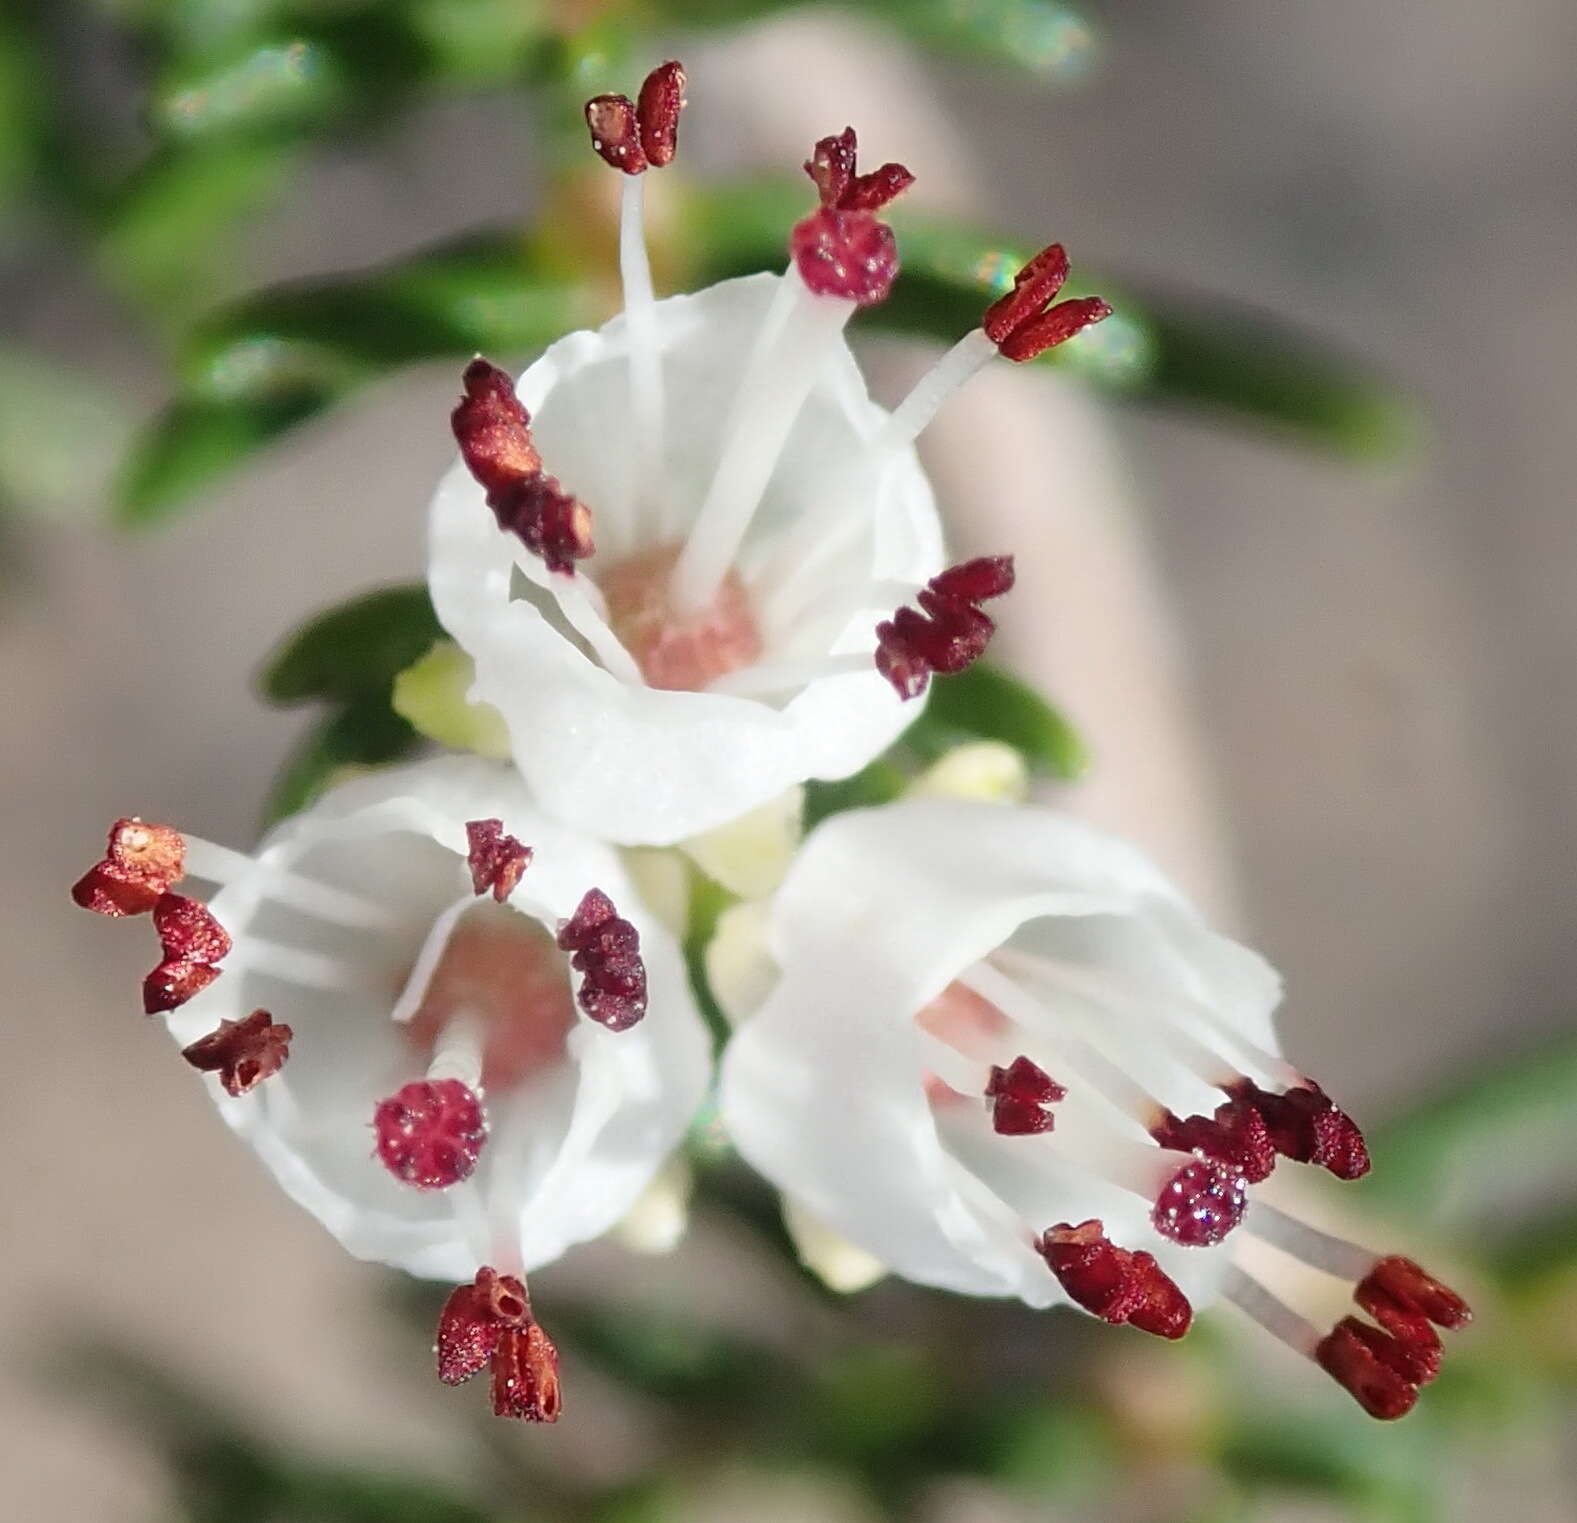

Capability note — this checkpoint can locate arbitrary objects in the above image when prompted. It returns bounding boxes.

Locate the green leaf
[802,758,910,830]
[264,694,422,825]
[149,34,353,143]
[260,583,441,705]
[119,232,592,523]
[912,662,1089,781]
[864,0,1098,80]
[687,182,1415,458]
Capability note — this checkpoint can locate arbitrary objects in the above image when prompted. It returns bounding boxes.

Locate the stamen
[876,329,1000,453]
[669,271,852,617]
[143,891,232,1013]
[619,174,666,527]
[557,888,647,1031]
[982,242,1112,363]
[436,1266,563,1423]
[1244,1201,1380,1281]
[984,1055,1066,1135]
[1037,1221,1192,1339]
[72,818,185,917]
[373,1076,487,1189]
[1225,1078,1370,1180]
[875,556,1015,700]
[181,1009,292,1097]
[791,126,912,306]
[1222,1264,1320,1357]
[179,834,402,932]
[453,360,595,575]
[583,61,686,177]
[465,820,533,903]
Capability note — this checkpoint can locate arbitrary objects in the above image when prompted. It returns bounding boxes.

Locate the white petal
[428,273,944,845]
[781,1196,887,1294]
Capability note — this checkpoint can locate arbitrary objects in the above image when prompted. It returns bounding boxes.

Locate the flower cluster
[73,60,1467,1431]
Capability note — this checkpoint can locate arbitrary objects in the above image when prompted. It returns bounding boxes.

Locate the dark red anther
[557,888,648,1032]
[72,818,186,917]
[436,1267,561,1422]
[465,819,533,903]
[636,61,686,169]
[492,1321,563,1422]
[1358,1256,1472,1334]
[181,1009,293,1097]
[792,127,913,305]
[1316,1319,1422,1420]
[143,891,232,1014]
[453,360,595,574]
[1150,1155,1249,1247]
[1038,1220,1192,1340]
[586,60,687,175]
[374,1078,487,1190]
[981,242,1111,363]
[437,1266,529,1385]
[875,555,1015,701]
[1151,1098,1277,1184]
[1226,1079,1370,1180]
[985,1055,1066,1135]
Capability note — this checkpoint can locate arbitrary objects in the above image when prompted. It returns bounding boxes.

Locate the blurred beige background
[3,2,1575,1517]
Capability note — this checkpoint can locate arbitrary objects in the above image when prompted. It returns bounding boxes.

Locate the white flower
[73,757,711,1422]
[719,798,1471,1418]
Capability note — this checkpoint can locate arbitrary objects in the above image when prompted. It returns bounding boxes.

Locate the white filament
[877,328,998,452]
[1223,1264,1322,1358]
[670,273,854,616]
[1246,1202,1379,1281]
[238,937,375,991]
[182,834,400,932]
[620,174,667,530]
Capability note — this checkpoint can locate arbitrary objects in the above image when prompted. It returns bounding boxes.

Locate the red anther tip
[1360,1257,1472,1332]
[181,1009,292,1097]
[1038,1220,1193,1340]
[465,819,533,903]
[585,94,646,174]
[1151,1100,1277,1184]
[982,240,1110,363]
[72,818,186,917]
[492,1320,562,1423]
[374,1078,487,1190]
[804,127,913,212]
[986,1055,1065,1135]
[1150,1155,1249,1247]
[144,959,222,1014]
[1227,1079,1370,1181]
[453,359,594,574]
[636,61,686,169]
[791,207,900,307]
[437,1266,530,1385]
[152,892,232,964]
[875,555,1015,700]
[1316,1319,1421,1420]
[557,888,647,1032]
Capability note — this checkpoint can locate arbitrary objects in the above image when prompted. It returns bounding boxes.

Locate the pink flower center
[599,543,763,691]
[403,906,577,1090]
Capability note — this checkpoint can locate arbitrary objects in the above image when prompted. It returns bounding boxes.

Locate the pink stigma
[1150,1155,1249,1247]
[373,1078,487,1189]
[557,888,648,1032]
[875,556,1015,700]
[181,1009,292,1097]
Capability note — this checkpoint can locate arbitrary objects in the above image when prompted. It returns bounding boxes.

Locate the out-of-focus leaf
[0,11,45,218]
[264,695,421,825]
[973,1398,1117,1498]
[97,140,302,320]
[682,865,736,1051]
[1488,1208,1577,1290]
[865,0,1098,80]
[402,0,548,87]
[0,346,133,515]
[150,34,352,142]
[911,662,1088,781]
[120,232,591,524]
[261,583,441,704]
[802,758,909,830]
[687,182,1415,458]
[118,391,323,525]
[1359,1035,1577,1235]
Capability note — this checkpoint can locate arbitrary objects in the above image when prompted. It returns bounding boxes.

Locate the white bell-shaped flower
[72,756,712,1422]
[719,798,1471,1419]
